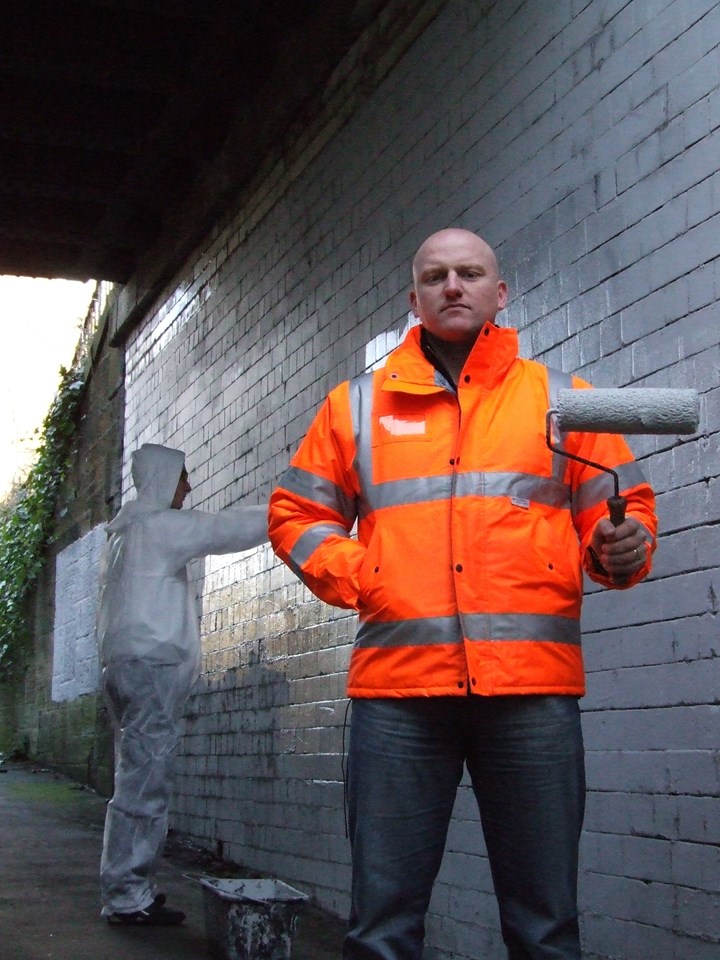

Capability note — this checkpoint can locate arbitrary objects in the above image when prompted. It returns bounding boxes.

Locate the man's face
[409,229,508,343]
[171,467,191,509]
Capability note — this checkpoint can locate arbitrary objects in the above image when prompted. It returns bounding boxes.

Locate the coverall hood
[107,444,185,533]
[132,443,186,505]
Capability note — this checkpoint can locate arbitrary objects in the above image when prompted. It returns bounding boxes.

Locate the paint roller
[545,387,700,526]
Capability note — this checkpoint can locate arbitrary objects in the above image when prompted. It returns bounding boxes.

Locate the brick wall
[0,295,124,794]
[51,524,105,703]
[108,0,719,956]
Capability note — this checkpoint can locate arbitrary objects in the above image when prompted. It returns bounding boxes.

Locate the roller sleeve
[555,388,699,435]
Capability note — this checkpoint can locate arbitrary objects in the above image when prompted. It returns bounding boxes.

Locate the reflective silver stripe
[363,474,452,511]
[349,373,377,520]
[462,612,581,645]
[355,612,581,648]
[454,471,570,509]
[573,460,649,516]
[279,465,356,526]
[356,615,462,648]
[360,471,571,512]
[288,522,351,579]
[547,366,574,483]
[349,373,374,498]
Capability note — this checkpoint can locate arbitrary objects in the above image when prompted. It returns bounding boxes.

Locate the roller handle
[607,495,627,527]
[606,495,629,585]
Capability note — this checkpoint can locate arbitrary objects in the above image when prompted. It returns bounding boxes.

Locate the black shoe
[107,899,186,926]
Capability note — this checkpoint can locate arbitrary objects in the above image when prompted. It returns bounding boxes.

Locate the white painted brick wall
[52,524,105,702]
[108,0,720,956]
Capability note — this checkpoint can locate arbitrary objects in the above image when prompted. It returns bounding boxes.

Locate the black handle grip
[607,494,629,585]
[607,495,627,527]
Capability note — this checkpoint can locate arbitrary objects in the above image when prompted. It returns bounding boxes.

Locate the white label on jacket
[511,497,530,509]
[379,415,427,436]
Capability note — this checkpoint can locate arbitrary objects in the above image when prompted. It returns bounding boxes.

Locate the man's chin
[427,323,482,344]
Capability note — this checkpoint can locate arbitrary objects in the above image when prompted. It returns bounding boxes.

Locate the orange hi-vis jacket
[269,322,657,698]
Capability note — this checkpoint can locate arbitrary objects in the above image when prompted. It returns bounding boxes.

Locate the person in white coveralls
[97,443,267,925]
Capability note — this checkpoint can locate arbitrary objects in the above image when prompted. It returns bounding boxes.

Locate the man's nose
[443,270,462,295]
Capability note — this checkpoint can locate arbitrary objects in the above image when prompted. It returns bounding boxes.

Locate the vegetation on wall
[0,366,85,668]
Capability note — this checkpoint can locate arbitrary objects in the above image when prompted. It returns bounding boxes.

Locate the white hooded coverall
[97,443,267,915]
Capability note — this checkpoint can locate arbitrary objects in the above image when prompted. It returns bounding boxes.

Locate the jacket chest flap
[369,378,555,485]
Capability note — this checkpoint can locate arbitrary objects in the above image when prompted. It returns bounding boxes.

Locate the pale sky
[0,276,96,500]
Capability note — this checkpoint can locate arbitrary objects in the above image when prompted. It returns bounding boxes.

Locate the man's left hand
[590,516,648,578]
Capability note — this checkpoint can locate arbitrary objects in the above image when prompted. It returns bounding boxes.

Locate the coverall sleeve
[268,383,365,610]
[161,504,269,570]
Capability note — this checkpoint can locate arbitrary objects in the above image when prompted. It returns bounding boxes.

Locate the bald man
[269,229,657,959]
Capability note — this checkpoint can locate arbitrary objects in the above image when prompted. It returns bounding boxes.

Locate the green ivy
[0,366,85,668]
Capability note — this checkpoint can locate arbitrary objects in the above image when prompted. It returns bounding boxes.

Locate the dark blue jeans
[344,696,585,960]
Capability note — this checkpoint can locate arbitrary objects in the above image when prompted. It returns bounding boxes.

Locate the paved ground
[0,759,344,960]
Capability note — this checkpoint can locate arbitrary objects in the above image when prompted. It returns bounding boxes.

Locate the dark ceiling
[0,0,387,283]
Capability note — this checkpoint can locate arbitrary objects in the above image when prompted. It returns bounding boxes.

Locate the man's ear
[497,280,508,310]
[409,288,419,317]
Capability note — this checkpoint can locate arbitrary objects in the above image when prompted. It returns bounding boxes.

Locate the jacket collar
[382,322,519,393]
